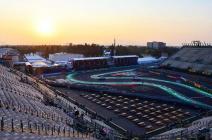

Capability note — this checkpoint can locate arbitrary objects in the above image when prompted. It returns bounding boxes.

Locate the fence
[0,117,95,139]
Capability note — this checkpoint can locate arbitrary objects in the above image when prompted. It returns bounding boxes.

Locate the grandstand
[162,46,212,76]
[0,65,122,140]
[150,116,212,140]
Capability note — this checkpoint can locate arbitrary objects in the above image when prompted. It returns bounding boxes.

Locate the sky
[0,0,211,46]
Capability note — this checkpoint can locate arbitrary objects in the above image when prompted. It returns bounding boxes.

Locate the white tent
[137,56,158,64]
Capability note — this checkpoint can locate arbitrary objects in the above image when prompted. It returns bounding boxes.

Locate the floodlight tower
[113,38,117,56]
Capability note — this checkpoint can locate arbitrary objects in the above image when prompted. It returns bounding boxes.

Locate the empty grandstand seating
[0,65,85,138]
[0,65,121,139]
[162,47,212,75]
[150,116,212,140]
[0,131,87,140]
[80,93,194,133]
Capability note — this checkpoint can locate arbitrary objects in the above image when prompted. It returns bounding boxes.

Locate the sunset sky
[0,0,211,46]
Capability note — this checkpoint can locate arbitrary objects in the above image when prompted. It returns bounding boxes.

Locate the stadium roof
[31,61,49,68]
[113,55,138,58]
[73,57,108,61]
[25,54,47,63]
[73,55,138,61]
[138,56,158,64]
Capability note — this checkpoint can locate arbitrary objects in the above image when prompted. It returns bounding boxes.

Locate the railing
[0,117,95,139]
[0,98,72,125]
[0,100,93,138]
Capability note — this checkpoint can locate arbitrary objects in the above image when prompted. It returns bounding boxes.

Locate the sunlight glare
[36,18,54,36]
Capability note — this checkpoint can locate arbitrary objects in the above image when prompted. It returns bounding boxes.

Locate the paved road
[67,67,212,110]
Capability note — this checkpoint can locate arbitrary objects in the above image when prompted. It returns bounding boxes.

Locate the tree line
[1,44,179,58]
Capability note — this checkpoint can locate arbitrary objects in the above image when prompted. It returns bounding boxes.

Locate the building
[49,53,84,69]
[49,53,84,63]
[0,48,20,67]
[113,55,138,66]
[147,41,166,49]
[72,55,138,70]
[73,57,108,70]
[24,53,48,63]
[137,56,158,65]
[138,56,167,65]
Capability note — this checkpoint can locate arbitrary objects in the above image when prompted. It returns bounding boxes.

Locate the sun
[36,18,54,36]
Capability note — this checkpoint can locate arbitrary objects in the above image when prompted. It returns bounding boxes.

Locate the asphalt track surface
[67,66,212,110]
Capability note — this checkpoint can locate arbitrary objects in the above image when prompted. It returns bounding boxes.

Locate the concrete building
[147,41,166,49]
[0,48,20,67]
[48,53,84,70]
[49,53,84,63]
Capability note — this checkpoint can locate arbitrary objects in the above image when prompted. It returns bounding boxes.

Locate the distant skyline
[0,0,211,46]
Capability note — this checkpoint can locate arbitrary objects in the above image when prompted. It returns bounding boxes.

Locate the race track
[67,67,212,110]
